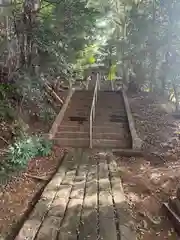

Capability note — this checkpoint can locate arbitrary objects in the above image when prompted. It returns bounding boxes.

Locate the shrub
[0,135,52,179]
[39,106,56,122]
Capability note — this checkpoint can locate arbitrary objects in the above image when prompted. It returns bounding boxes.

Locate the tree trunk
[172,81,179,111]
[13,0,40,70]
[150,0,157,92]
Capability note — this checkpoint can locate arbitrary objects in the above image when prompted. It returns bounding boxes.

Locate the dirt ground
[126,92,180,238]
[0,145,65,239]
[128,92,180,157]
[116,155,180,239]
[0,91,68,239]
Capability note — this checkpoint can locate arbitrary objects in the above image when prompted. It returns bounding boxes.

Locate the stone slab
[99,214,117,240]
[15,219,41,240]
[36,216,62,240]
[58,198,83,240]
[15,149,136,240]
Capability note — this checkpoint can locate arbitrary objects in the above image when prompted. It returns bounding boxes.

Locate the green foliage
[39,107,56,122]
[0,100,14,121]
[34,0,102,81]
[0,136,52,180]
[0,83,17,121]
[0,0,104,117]
[89,0,180,101]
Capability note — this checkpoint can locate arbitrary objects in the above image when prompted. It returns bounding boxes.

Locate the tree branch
[0,136,10,145]
[44,83,64,105]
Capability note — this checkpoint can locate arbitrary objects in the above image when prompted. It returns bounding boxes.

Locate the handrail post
[99,72,101,90]
[97,72,100,90]
[89,74,99,148]
[90,116,92,148]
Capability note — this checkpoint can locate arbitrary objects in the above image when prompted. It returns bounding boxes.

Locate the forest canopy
[1,0,180,112]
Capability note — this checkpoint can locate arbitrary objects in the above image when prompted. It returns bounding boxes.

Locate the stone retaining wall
[122,90,142,150]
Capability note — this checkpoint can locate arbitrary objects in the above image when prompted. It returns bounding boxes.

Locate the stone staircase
[54,90,93,147]
[92,91,132,148]
[53,88,132,149]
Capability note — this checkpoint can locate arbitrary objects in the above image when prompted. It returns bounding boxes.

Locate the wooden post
[111,80,114,91]
[89,74,100,148]
[90,115,92,148]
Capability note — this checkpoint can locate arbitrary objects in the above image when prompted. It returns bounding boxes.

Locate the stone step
[63,110,91,117]
[97,95,123,97]
[66,105,92,110]
[93,132,130,140]
[95,109,126,112]
[98,93,123,96]
[60,121,89,127]
[97,95,123,99]
[58,125,89,131]
[55,131,89,139]
[71,99,92,102]
[97,97,124,100]
[58,123,129,133]
[97,100,124,103]
[67,104,92,107]
[94,117,128,121]
[97,96,123,99]
[92,139,131,149]
[73,90,94,93]
[64,111,91,116]
[113,149,144,157]
[55,131,130,140]
[58,122,129,128]
[63,116,90,121]
[95,111,126,114]
[94,122,129,128]
[68,99,93,103]
[97,95,123,98]
[96,101,125,104]
[95,118,128,122]
[72,93,93,97]
[97,102,124,106]
[94,117,127,120]
[97,99,123,102]
[65,110,91,115]
[54,137,89,147]
[93,129,129,135]
[67,104,91,108]
[98,91,123,94]
[96,106,125,111]
[95,120,128,123]
[71,96,93,100]
[96,105,125,108]
[67,108,125,111]
[64,115,128,120]
[54,137,131,148]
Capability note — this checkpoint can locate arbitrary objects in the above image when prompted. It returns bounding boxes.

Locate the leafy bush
[39,106,56,122]
[33,136,53,157]
[0,136,52,177]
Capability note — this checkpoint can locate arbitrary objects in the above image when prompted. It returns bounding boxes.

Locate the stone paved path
[15,149,135,240]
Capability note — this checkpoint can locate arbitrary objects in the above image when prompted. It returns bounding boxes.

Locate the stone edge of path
[112,148,144,157]
[48,88,75,140]
[7,151,67,240]
[122,90,143,150]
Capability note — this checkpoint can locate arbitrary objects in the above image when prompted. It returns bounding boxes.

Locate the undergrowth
[0,135,52,182]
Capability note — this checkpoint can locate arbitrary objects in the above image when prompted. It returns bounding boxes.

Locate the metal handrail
[89,73,100,148]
